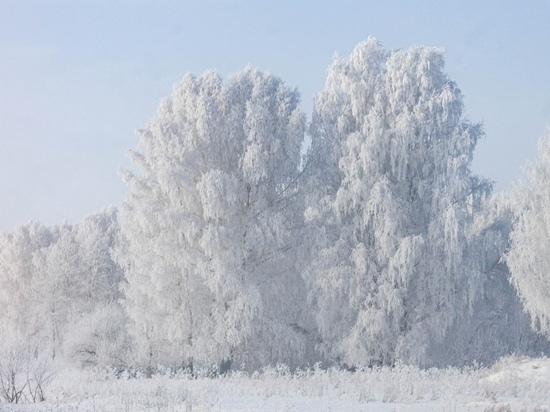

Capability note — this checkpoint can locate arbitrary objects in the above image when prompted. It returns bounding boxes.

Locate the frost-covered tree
[117,68,309,372]
[506,132,550,337]
[0,210,125,366]
[31,223,75,359]
[60,209,127,367]
[303,38,492,367]
[0,222,58,339]
[31,208,125,362]
[433,196,550,365]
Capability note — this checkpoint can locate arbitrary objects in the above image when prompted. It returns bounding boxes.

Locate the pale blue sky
[1,1,549,231]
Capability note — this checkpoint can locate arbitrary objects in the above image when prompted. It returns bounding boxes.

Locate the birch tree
[506,132,550,337]
[117,68,309,372]
[304,38,492,367]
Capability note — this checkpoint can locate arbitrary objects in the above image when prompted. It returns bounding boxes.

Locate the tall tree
[117,68,309,371]
[431,196,550,365]
[506,132,550,337]
[303,38,492,367]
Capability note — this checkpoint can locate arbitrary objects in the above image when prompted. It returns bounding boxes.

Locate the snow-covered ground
[2,357,550,411]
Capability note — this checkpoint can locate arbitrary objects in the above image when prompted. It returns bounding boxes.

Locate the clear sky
[1,1,549,231]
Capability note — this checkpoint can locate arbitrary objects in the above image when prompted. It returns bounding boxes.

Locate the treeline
[1,38,549,374]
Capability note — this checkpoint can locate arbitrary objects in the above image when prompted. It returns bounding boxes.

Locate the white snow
[2,356,550,411]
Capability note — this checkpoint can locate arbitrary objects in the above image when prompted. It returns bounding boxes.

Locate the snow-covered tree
[31,208,124,362]
[506,132,550,337]
[303,38,492,367]
[117,68,309,372]
[0,210,125,366]
[60,209,127,367]
[0,222,57,340]
[31,223,75,359]
[432,196,550,365]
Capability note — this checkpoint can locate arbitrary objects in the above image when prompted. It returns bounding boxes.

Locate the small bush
[0,327,54,403]
[63,304,130,371]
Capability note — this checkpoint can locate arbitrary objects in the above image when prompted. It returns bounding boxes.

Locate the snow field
[2,357,550,411]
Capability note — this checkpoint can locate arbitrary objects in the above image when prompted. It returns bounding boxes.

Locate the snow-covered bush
[0,327,54,404]
[63,304,130,371]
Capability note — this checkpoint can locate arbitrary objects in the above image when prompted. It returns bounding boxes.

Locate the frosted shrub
[13,357,550,410]
[63,304,130,371]
[479,355,550,402]
[0,327,54,403]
